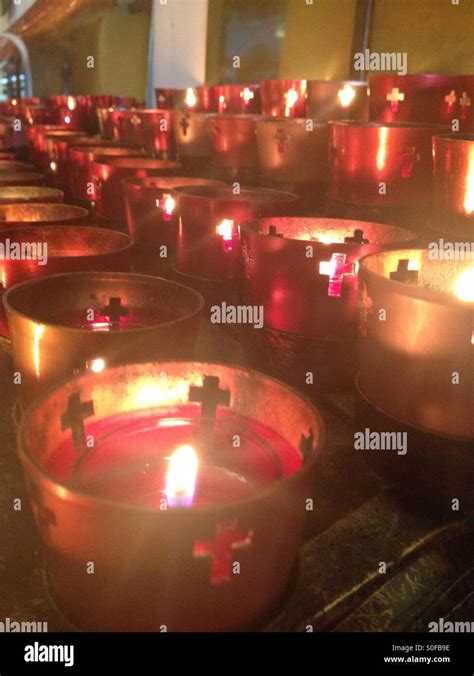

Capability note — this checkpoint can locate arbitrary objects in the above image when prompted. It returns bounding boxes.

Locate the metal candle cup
[122,176,224,272]
[256,117,328,210]
[175,185,299,281]
[241,217,416,338]
[358,248,473,439]
[91,157,182,221]
[117,109,175,158]
[18,360,323,631]
[432,134,474,237]
[208,114,259,182]
[260,80,307,118]
[307,80,369,121]
[0,226,133,338]
[69,145,145,203]
[329,121,448,208]
[27,124,69,167]
[0,186,63,204]
[5,272,204,403]
[172,110,213,164]
[0,203,89,230]
[96,107,129,141]
[369,74,459,124]
[216,84,261,114]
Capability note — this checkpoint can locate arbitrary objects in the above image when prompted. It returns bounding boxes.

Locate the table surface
[0,321,472,632]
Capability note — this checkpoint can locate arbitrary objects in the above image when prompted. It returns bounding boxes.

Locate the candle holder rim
[0,186,63,199]
[240,216,416,243]
[0,172,44,181]
[18,359,325,516]
[433,133,474,144]
[359,248,474,307]
[172,184,299,203]
[121,176,225,190]
[329,120,450,129]
[0,202,89,222]
[95,157,182,170]
[256,116,326,126]
[3,271,205,334]
[207,113,262,121]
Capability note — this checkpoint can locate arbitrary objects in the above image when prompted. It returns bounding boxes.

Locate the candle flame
[11,99,17,106]
[89,358,106,373]
[284,88,299,116]
[163,194,175,215]
[241,87,254,104]
[67,96,76,111]
[185,88,197,108]
[454,268,474,302]
[463,147,474,215]
[216,219,235,241]
[64,115,72,125]
[165,445,198,507]
[50,161,57,173]
[337,84,356,107]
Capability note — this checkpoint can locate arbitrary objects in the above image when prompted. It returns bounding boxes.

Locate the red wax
[48,405,303,507]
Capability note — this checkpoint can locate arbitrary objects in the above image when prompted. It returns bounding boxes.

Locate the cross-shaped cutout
[130,114,142,127]
[180,116,190,136]
[389,259,419,284]
[193,519,253,585]
[386,87,405,112]
[274,127,288,154]
[397,146,420,178]
[157,93,166,105]
[100,297,130,324]
[29,482,57,537]
[445,89,457,109]
[344,228,369,244]
[188,375,230,418]
[60,391,95,452]
[319,253,356,297]
[460,91,471,119]
[268,224,283,238]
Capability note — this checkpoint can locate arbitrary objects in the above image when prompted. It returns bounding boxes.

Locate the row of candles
[0,78,472,630]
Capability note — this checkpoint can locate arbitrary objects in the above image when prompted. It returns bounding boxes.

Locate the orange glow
[67,96,77,111]
[454,268,474,302]
[64,115,72,125]
[165,445,198,507]
[337,84,356,107]
[89,358,106,373]
[11,99,17,106]
[284,88,299,116]
[157,419,191,428]
[463,147,474,215]
[185,88,197,108]
[317,233,345,244]
[376,127,388,171]
[33,324,45,378]
[50,161,57,173]
[216,218,235,241]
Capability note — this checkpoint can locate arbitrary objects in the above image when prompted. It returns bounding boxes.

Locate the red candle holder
[240,217,415,392]
[116,109,176,158]
[256,117,329,211]
[368,74,459,125]
[0,203,89,231]
[329,121,448,208]
[5,273,204,403]
[96,107,127,141]
[260,79,307,118]
[216,84,261,114]
[0,172,45,187]
[122,176,224,274]
[0,186,63,204]
[432,133,474,237]
[69,145,145,203]
[172,110,213,172]
[175,185,299,282]
[191,85,220,112]
[307,80,369,121]
[0,226,133,338]
[358,248,473,440]
[458,75,473,132]
[91,157,182,222]
[208,114,260,182]
[27,124,69,167]
[17,360,323,630]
